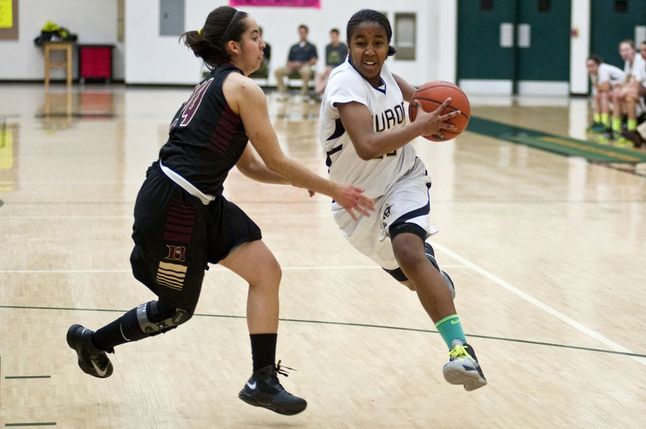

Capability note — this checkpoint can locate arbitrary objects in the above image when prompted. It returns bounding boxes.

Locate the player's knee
[136,300,192,337]
[130,246,152,286]
[390,223,427,267]
[392,239,425,272]
[384,243,453,295]
[250,252,282,289]
[263,254,282,284]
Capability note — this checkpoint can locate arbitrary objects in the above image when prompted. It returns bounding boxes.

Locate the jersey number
[171,78,214,129]
[372,150,397,160]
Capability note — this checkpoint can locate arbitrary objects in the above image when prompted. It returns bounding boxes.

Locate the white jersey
[624,54,646,83]
[593,63,624,86]
[318,61,417,199]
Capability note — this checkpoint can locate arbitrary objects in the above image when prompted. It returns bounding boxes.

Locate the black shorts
[129,163,262,312]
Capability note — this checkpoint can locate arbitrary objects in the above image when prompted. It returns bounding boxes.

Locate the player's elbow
[263,156,279,172]
[263,154,287,175]
[354,144,377,161]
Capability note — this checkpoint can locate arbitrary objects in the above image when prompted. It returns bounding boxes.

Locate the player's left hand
[333,184,375,220]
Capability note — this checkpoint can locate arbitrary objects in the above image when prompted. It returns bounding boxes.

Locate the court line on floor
[431,242,646,366]
[4,375,51,380]
[4,254,641,364]
[1,303,645,361]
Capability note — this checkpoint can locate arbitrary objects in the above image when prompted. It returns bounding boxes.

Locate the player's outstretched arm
[226,74,374,219]
[236,145,287,184]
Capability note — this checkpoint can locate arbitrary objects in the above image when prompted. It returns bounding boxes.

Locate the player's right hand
[414,98,460,138]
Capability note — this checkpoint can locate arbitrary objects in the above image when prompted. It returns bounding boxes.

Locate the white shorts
[332,157,438,271]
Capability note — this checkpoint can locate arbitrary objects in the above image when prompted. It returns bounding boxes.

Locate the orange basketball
[408,81,470,142]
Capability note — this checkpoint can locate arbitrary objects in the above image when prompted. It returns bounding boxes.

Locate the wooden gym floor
[0,84,645,428]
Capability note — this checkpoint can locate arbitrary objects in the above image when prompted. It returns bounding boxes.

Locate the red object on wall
[78,45,114,82]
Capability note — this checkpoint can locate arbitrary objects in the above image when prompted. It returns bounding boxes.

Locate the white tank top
[318,61,417,199]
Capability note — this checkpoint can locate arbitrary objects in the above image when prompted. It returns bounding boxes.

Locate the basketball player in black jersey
[66,6,374,416]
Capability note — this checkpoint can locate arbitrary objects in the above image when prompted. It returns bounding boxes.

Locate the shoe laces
[275,360,295,377]
[448,344,472,361]
[262,361,296,393]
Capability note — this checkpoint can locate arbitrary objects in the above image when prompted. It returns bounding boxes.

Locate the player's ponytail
[180,6,248,68]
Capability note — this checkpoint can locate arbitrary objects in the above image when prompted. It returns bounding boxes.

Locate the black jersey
[159,64,248,196]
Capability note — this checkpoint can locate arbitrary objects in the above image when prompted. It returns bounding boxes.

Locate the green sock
[601,113,609,127]
[612,117,622,132]
[593,113,601,123]
[627,118,637,131]
[435,314,466,349]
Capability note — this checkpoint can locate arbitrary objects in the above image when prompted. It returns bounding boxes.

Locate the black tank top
[159,64,248,196]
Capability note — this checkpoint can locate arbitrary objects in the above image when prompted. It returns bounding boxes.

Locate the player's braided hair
[180,6,248,69]
[346,9,397,57]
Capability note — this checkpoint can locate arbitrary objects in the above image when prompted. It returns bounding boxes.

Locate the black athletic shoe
[238,361,307,415]
[621,130,645,148]
[66,324,113,378]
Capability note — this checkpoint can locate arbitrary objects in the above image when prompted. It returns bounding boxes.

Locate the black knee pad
[135,300,192,337]
[389,222,427,241]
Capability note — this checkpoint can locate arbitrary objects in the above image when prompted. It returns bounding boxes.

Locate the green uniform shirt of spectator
[325,42,348,67]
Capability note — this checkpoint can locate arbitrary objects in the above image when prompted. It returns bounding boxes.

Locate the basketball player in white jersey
[609,40,646,144]
[622,40,646,148]
[318,9,487,391]
[586,55,624,133]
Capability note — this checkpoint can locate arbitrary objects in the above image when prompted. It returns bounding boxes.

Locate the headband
[220,10,242,43]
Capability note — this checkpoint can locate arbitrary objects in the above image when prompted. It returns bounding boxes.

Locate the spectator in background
[621,40,646,148]
[606,40,645,145]
[585,55,624,133]
[314,28,348,97]
[274,24,318,99]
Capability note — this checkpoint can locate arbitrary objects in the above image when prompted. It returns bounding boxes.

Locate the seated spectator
[249,27,271,79]
[586,55,624,133]
[621,40,646,148]
[314,28,348,96]
[606,40,645,145]
[274,24,318,99]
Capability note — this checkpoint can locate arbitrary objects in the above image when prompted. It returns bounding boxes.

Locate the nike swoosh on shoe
[91,360,108,377]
